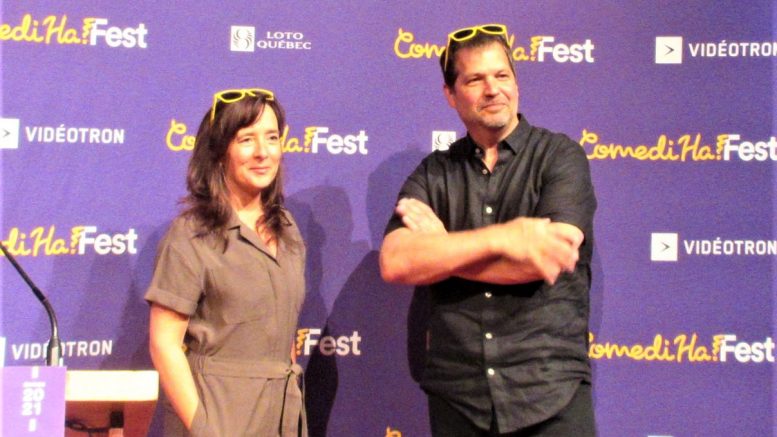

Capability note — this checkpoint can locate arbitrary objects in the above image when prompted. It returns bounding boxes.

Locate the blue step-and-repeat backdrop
[1,1,775,436]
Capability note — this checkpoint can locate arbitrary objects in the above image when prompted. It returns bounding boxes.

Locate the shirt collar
[226,210,242,230]
[226,209,267,253]
[225,208,283,262]
[503,113,531,153]
[458,113,531,157]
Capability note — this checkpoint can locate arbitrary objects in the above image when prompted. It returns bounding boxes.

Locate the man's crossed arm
[379,198,583,286]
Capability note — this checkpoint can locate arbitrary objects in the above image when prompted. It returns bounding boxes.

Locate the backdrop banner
[1,2,775,436]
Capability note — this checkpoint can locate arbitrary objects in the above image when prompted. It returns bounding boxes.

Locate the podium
[1,366,67,436]
[65,370,158,437]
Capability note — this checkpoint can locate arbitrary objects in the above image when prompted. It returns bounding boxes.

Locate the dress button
[485,292,492,298]
[485,206,493,214]
[487,368,495,376]
[485,332,493,340]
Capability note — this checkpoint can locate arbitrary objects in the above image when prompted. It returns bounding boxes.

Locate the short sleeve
[535,137,597,254]
[536,138,595,223]
[383,158,433,236]
[144,226,204,316]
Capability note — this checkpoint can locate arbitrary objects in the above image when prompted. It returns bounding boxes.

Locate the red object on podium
[65,370,158,437]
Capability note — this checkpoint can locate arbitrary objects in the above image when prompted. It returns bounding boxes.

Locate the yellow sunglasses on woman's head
[210,88,274,122]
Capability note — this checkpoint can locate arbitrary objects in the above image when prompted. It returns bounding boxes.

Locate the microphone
[0,241,63,366]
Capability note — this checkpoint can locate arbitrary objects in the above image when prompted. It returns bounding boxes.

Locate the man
[380,24,597,436]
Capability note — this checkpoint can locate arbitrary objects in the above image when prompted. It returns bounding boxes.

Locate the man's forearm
[456,256,545,285]
[457,222,585,284]
[380,226,545,285]
[379,226,503,285]
[381,216,581,286]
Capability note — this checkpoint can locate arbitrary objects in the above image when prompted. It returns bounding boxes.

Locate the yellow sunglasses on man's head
[210,88,274,122]
[443,24,508,69]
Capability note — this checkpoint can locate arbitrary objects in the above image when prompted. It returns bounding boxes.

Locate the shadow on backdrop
[287,185,370,437]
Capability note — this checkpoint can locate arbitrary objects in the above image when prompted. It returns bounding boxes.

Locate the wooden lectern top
[65,370,158,437]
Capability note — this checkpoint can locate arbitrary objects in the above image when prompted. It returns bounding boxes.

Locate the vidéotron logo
[0,118,21,149]
[656,35,777,64]
[0,13,148,48]
[655,36,683,64]
[651,232,777,262]
[7,338,114,363]
[0,118,126,150]
[230,26,312,52]
[651,233,678,262]
[295,328,362,357]
[166,119,369,155]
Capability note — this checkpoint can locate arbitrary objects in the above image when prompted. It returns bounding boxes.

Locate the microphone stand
[0,241,63,366]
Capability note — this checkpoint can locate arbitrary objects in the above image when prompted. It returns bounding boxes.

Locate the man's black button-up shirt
[385,114,597,432]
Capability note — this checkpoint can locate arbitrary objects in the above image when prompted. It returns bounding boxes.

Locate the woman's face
[224,106,282,201]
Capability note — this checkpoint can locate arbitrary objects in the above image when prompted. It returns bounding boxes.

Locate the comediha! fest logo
[166,118,369,156]
[0,226,138,257]
[579,130,777,162]
[589,332,774,364]
[393,27,595,63]
[0,13,148,48]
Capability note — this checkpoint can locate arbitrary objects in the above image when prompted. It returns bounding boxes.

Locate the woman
[145,88,307,436]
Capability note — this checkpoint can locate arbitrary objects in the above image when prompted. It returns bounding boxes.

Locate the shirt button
[485,206,493,214]
[487,368,495,377]
[481,168,488,175]
[485,292,492,298]
[485,332,493,340]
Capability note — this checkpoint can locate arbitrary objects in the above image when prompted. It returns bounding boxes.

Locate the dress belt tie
[187,352,306,436]
[280,364,306,437]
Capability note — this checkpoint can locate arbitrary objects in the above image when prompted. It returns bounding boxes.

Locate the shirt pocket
[205,261,276,325]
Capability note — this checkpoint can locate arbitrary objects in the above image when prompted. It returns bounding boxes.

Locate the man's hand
[396,198,446,234]
[494,218,583,284]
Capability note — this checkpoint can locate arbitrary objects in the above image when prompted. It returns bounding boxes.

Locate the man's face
[444,41,519,137]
